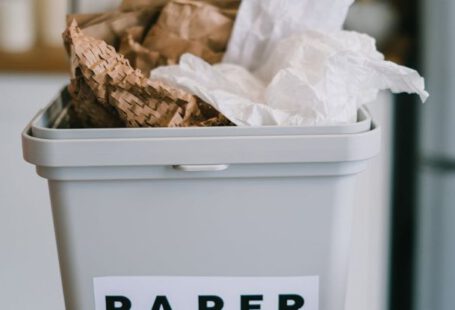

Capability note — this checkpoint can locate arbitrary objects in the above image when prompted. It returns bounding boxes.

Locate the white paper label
[94,276,319,310]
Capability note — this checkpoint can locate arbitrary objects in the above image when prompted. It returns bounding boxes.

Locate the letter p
[106,296,132,310]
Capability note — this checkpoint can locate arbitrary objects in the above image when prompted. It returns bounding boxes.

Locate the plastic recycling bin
[22,89,380,310]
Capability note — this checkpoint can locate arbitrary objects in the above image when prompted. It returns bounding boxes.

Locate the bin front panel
[49,174,356,310]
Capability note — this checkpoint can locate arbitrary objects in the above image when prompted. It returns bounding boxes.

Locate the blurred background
[0,0,452,309]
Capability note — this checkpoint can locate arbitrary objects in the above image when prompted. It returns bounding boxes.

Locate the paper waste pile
[64,0,428,128]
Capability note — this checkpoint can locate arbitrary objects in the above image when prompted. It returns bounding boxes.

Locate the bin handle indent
[172,164,230,172]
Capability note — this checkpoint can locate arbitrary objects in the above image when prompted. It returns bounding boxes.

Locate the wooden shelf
[0,46,69,73]
[0,40,408,74]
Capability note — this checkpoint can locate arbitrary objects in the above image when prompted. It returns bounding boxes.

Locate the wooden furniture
[0,46,68,73]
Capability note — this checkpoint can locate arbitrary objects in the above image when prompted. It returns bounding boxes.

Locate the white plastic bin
[22,89,380,310]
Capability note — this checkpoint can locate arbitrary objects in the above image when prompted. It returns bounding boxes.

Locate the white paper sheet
[223,0,355,71]
[151,0,429,127]
[152,31,428,126]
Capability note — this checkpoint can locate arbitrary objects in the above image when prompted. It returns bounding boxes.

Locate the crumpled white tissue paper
[224,0,355,71]
[151,0,429,126]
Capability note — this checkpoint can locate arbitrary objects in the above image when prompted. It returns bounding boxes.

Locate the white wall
[0,75,67,310]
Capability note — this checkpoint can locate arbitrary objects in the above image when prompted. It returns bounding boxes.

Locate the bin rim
[30,88,373,140]
[23,88,381,169]
[22,123,381,168]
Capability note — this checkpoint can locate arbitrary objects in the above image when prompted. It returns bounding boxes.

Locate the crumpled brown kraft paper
[64,21,232,128]
[120,0,170,11]
[142,0,235,66]
[68,75,125,128]
[118,26,167,74]
[66,9,161,48]
[120,0,239,15]
[67,0,240,75]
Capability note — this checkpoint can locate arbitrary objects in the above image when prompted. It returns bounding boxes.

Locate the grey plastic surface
[30,88,373,140]
[22,96,381,310]
[24,126,380,169]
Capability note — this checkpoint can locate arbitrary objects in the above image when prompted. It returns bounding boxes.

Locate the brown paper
[118,26,168,74]
[63,0,239,128]
[121,0,240,14]
[142,0,234,65]
[120,0,170,11]
[67,0,240,76]
[67,8,160,47]
[64,21,232,128]
[68,76,125,128]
